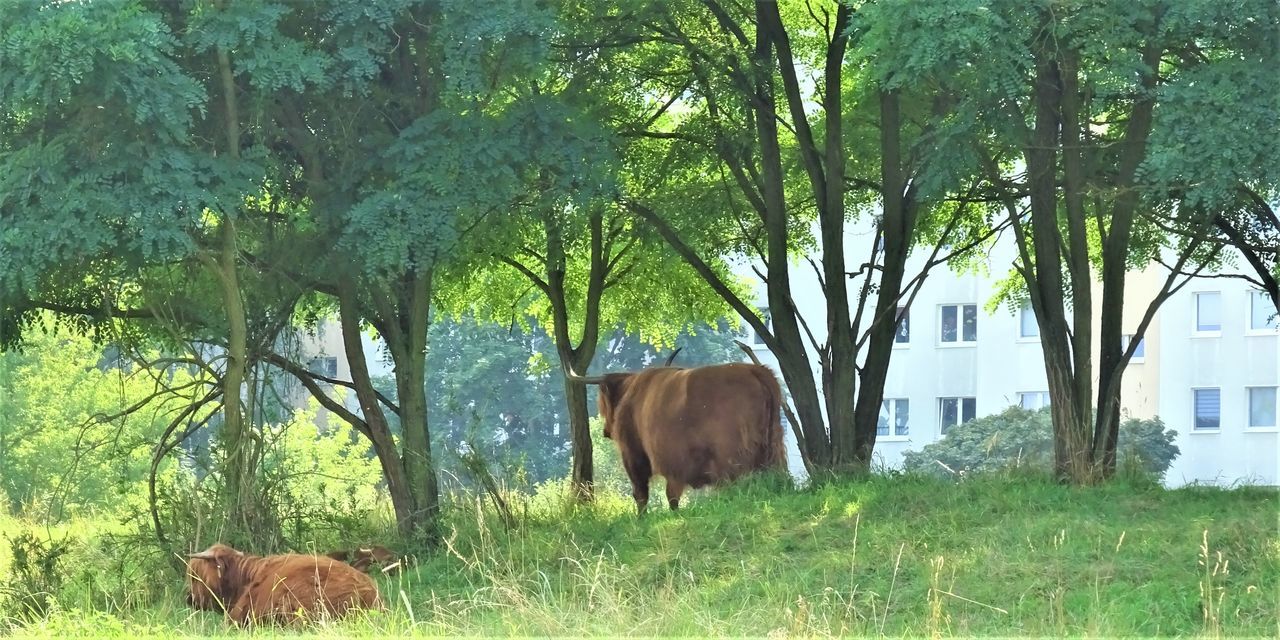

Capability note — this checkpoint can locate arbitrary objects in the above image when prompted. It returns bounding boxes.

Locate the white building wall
[1156,279,1279,486]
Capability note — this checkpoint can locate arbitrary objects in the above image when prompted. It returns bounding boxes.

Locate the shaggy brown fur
[186,543,382,625]
[324,544,401,574]
[597,363,786,513]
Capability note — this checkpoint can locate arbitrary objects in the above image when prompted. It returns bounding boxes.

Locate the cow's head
[185,543,244,612]
[356,545,398,571]
[565,365,657,440]
[594,373,635,440]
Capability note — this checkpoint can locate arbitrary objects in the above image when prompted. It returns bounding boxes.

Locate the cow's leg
[622,454,652,515]
[665,480,686,511]
[228,591,256,627]
[632,473,651,515]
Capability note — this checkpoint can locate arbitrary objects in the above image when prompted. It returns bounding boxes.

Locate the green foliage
[902,406,1180,480]
[0,533,72,620]
[421,317,569,486]
[153,399,388,552]
[263,402,386,545]
[0,324,180,520]
[0,0,207,308]
[583,417,630,499]
[1140,0,1280,211]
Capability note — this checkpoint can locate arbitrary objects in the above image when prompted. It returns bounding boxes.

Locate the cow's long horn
[563,365,607,385]
[663,347,682,366]
[186,551,216,560]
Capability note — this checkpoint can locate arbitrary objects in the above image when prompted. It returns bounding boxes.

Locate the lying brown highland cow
[185,543,382,625]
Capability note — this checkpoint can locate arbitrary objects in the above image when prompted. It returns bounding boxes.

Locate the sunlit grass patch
[3,474,1277,637]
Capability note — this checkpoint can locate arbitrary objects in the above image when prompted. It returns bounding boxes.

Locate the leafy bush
[235,400,390,550]
[0,327,182,520]
[132,399,391,555]
[0,533,72,620]
[901,406,1180,480]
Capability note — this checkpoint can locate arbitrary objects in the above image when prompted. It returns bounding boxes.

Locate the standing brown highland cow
[568,362,787,513]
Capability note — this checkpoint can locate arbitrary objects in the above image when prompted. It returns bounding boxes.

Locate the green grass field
[2,473,1277,638]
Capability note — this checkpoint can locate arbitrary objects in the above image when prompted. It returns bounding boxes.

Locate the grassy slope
[4,474,1278,638]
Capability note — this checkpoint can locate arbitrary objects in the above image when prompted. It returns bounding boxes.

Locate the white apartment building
[738,221,1279,487]
[285,328,394,430]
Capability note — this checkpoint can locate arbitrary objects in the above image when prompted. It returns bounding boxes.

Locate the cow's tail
[749,365,787,471]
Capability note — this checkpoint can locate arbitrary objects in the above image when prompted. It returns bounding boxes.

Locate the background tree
[462,198,731,500]
[566,0,999,474]
[443,6,738,500]
[904,0,1280,482]
[0,324,186,520]
[248,0,619,540]
[422,317,570,486]
[0,0,600,542]
[0,0,281,540]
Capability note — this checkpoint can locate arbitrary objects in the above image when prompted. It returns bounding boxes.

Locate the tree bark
[751,3,833,470]
[217,218,251,526]
[336,277,418,535]
[850,89,914,471]
[387,271,440,538]
[1091,44,1162,477]
[542,210,606,501]
[210,24,256,536]
[1021,24,1095,483]
[561,369,594,500]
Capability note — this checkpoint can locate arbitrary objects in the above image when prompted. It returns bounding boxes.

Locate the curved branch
[149,388,224,548]
[258,351,394,428]
[498,255,552,296]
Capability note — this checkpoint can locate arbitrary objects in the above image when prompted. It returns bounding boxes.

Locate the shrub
[124,399,392,556]
[901,406,1180,480]
[0,533,72,620]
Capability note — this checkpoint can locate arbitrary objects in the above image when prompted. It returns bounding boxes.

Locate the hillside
[4,474,1277,638]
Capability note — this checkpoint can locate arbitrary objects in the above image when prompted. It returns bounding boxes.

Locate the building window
[940,304,977,344]
[938,397,976,434]
[1193,388,1221,431]
[749,307,772,346]
[895,307,910,344]
[308,356,338,378]
[1121,334,1146,362]
[1019,302,1039,338]
[1195,292,1221,333]
[1248,387,1277,430]
[1019,391,1051,410]
[1249,290,1278,331]
[877,399,910,437]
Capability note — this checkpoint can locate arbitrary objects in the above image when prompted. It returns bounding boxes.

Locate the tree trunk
[1093,259,1130,478]
[751,7,833,471]
[389,272,440,540]
[336,278,418,535]
[1090,44,1161,479]
[210,32,255,537]
[541,210,607,501]
[850,88,915,472]
[562,373,594,500]
[1020,20,1097,484]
